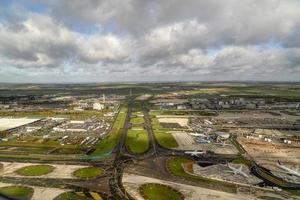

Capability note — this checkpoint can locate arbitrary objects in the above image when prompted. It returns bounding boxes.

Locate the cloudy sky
[0,0,300,83]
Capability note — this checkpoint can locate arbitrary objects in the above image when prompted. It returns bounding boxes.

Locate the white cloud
[0,0,300,82]
[0,13,131,68]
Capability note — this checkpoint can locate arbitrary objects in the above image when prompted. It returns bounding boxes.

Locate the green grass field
[151,117,178,148]
[92,107,127,157]
[126,129,149,154]
[16,165,54,176]
[154,131,178,148]
[73,167,103,179]
[0,138,79,149]
[0,186,33,200]
[54,192,93,200]
[140,183,183,200]
[130,116,144,124]
[168,157,201,180]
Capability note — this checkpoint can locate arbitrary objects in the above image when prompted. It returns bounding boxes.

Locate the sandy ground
[238,138,300,183]
[135,94,152,100]
[0,117,40,131]
[0,182,68,200]
[158,117,189,127]
[122,173,257,200]
[192,164,262,185]
[0,162,87,179]
[171,131,195,147]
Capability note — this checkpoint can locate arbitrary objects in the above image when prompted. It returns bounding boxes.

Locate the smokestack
[103,94,105,103]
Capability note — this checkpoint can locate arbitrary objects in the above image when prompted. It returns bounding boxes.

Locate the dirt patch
[158,117,189,127]
[161,123,183,129]
[238,137,300,183]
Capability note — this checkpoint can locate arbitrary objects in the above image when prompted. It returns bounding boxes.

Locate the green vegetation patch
[73,167,103,179]
[54,192,93,200]
[154,131,178,148]
[126,129,149,154]
[140,183,183,200]
[231,157,252,168]
[231,139,246,154]
[0,138,79,150]
[168,157,200,180]
[130,116,144,125]
[16,165,54,176]
[151,117,178,149]
[92,107,127,157]
[287,189,300,197]
[0,186,33,200]
[167,157,236,193]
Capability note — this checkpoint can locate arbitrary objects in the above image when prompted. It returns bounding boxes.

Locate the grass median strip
[92,107,127,157]
[151,117,178,149]
[126,129,149,154]
[130,116,144,125]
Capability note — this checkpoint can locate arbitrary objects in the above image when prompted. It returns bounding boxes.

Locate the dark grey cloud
[0,0,300,82]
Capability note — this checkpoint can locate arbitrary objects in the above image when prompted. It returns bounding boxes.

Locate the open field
[154,131,178,149]
[91,106,127,158]
[151,117,178,149]
[130,116,144,125]
[0,139,76,149]
[126,129,149,154]
[158,117,189,128]
[167,157,221,184]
